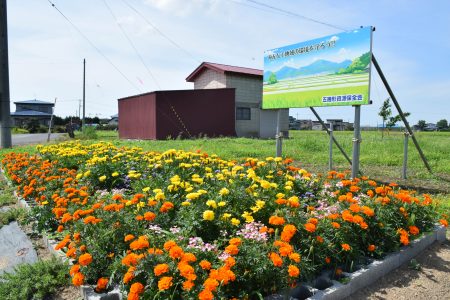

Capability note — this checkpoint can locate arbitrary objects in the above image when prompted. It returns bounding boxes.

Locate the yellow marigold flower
[142,187,150,193]
[181,201,191,206]
[219,188,230,196]
[186,192,201,200]
[231,218,240,226]
[276,193,285,199]
[260,180,271,189]
[218,201,226,207]
[99,175,107,182]
[41,201,49,205]
[284,185,292,191]
[76,173,83,179]
[155,192,165,201]
[206,200,217,208]
[83,170,91,177]
[221,213,232,220]
[111,172,119,177]
[203,210,215,221]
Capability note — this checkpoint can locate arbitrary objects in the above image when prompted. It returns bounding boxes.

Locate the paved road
[11,133,65,146]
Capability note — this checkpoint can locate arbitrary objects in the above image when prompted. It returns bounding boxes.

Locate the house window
[236,107,251,120]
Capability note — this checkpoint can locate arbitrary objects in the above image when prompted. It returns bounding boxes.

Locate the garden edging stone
[305,226,446,300]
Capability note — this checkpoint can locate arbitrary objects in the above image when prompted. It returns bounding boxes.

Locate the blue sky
[7,0,450,126]
[264,26,372,73]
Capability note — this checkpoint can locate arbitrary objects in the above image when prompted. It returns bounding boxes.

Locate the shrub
[0,257,69,300]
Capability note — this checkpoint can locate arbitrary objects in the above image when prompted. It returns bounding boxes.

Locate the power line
[102,0,161,90]
[226,0,296,17]
[243,0,348,31]
[120,0,201,64]
[46,0,142,92]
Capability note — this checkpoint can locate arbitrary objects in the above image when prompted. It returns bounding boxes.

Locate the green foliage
[386,112,410,129]
[337,52,371,74]
[268,72,278,84]
[0,207,27,228]
[79,126,98,140]
[0,257,69,300]
[416,120,426,130]
[11,127,29,134]
[436,119,448,130]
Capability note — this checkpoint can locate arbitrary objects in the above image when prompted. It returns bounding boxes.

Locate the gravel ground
[348,237,450,300]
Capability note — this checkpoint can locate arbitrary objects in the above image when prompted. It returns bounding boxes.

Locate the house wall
[193,69,226,89]
[225,73,262,137]
[191,67,289,138]
[118,94,157,139]
[155,89,235,139]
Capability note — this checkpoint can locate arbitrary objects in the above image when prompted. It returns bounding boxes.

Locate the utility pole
[82,58,86,129]
[78,99,81,120]
[0,0,12,148]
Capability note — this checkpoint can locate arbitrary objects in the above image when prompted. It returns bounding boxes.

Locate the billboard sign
[263,27,373,109]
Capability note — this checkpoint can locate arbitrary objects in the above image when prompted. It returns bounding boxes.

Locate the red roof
[186,62,263,82]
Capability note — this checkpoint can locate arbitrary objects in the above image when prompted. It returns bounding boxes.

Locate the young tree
[416,120,426,131]
[386,112,410,130]
[268,72,278,85]
[436,119,448,130]
[378,98,392,138]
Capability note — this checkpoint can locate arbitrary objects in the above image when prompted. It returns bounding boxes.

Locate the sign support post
[275,109,282,157]
[351,105,361,178]
[372,55,432,174]
[329,122,333,170]
[402,131,409,179]
[310,107,352,166]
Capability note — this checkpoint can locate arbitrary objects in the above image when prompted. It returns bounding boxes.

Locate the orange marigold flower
[198,289,214,300]
[409,225,420,235]
[66,247,76,258]
[316,236,324,243]
[440,219,448,227]
[270,252,283,267]
[169,245,184,259]
[203,278,219,292]
[349,204,361,213]
[144,211,156,221]
[331,222,341,229]
[225,244,239,256]
[158,276,173,291]
[154,263,170,276]
[368,244,376,252]
[288,265,300,277]
[69,264,80,276]
[199,260,211,270]
[181,252,197,263]
[289,253,301,263]
[341,243,351,251]
[269,216,285,226]
[163,240,177,251]
[229,238,241,246]
[281,224,297,242]
[72,272,84,286]
[304,223,316,233]
[96,277,108,291]
[307,218,318,225]
[183,280,195,291]
[130,236,149,250]
[325,257,331,264]
[362,206,375,217]
[73,232,81,241]
[124,234,135,242]
[78,253,93,266]
[224,256,236,268]
[130,282,145,294]
[160,201,174,213]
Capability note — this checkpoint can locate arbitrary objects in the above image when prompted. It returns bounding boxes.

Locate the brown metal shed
[118,88,236,140]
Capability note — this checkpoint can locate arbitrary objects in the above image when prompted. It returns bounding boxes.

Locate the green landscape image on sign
[263,27,372,109]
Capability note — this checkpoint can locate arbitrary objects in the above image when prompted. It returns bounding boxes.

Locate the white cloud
[329,35,339,42]
[144,0,221,16]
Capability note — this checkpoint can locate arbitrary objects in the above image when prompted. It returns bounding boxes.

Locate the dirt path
[348,238,450,300]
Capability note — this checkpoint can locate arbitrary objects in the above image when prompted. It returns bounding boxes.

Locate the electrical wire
[46,0,142,93]
[120,0,201,64]
[243,0,348,31]
[102,0,161,91]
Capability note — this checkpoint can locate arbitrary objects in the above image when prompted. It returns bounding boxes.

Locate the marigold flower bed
[1,141,448,300]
